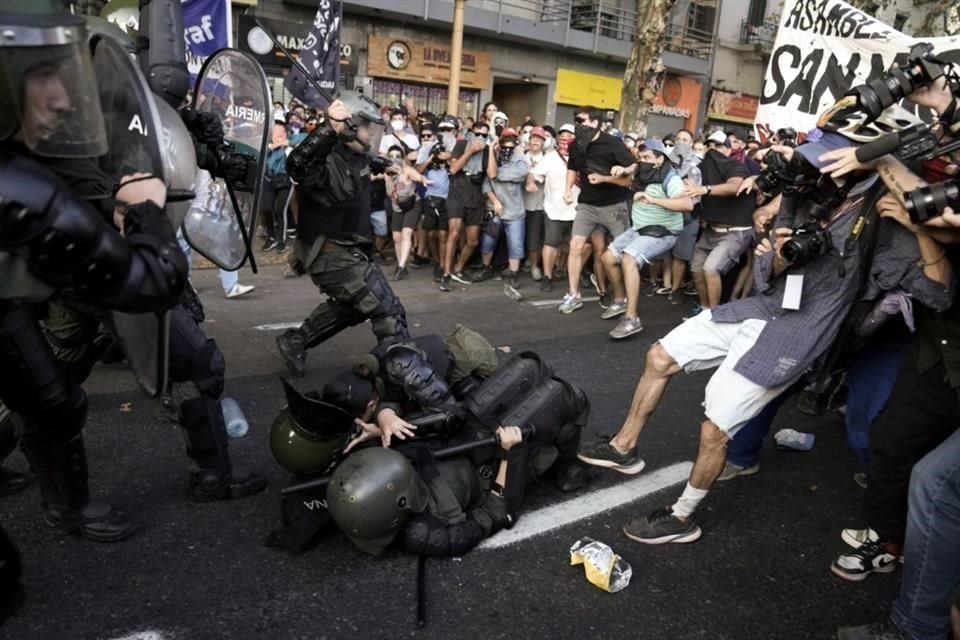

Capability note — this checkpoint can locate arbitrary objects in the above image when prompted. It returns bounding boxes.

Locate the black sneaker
[831,540,901,582]
[681,282,698,296]
[666,290,681,305]
[472,267,494,283]
[599,291,613,309]
[837,617,910,640]
[433,265,443,282]
[540,277,554,292]
[393,266,408,281]
[450,271,471,285]
[412,255,431,268]
[262,238,278,252]
[623,507,702,544]
[439,274,452,292]
[577,440,646,474]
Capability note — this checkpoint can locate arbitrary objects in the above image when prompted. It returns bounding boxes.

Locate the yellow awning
[555,68,623,110]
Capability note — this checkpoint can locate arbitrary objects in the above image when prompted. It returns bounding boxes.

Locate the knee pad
[382,343,453,409]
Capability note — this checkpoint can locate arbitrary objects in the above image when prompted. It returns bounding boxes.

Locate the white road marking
[478,461,693,549]
[527,296,600,308]
[252,322,303,331]
[107,632,168,640]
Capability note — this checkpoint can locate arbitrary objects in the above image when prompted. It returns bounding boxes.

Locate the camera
[781,222,831,265]
[850,43,955,122]
[905,178,959,224]
[754,150,791,197]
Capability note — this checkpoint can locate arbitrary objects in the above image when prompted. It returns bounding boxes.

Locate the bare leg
[392,230,406,267]
[566,235,588,296]
[688,420,731,491]
[622,254,642,318]
[399,228,415,267]
[416,225,430,260]
[444,218,463,274]
[508,257,521,273]
[662,256,674,290]
[542,244,558,281]
[455,225,481,273]
[671,257,688,293]
[706,272,723,308]
[590,229,607,293]
[610,343,682,452]
[602,250,625,301]
[693,270,709,307]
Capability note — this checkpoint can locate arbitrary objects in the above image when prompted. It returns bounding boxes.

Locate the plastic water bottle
[221,397,249,439]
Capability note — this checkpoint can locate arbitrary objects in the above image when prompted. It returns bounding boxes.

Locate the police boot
[0,524,25,626]
[181,397,267,502]
[21,434,135,542]
[276,329,307,377]
[0,412,28,498]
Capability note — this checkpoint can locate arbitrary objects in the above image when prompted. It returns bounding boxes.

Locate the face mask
[290,123,302,133]
[391,120,405,132]
[575,124,597,149]
[520,132,530,147]
[634,161,661,185]
[498,146,515,165]
[543,136,555,150]
[440,132,457,151]
[495,124,504,137]
[673,142,692,160]
[557,137,571,157]
[273,109,285,122]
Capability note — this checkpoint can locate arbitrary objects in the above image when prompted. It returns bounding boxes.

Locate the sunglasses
[421,133,434,138]
[574,116,589,124]
[664,143,675,148]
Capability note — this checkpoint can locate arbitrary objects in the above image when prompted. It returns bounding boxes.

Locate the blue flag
[182,0,232,80]
[285,0,341,107]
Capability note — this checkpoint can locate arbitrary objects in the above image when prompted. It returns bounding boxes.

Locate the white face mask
[273,109,286,122]
[391,120,405,132]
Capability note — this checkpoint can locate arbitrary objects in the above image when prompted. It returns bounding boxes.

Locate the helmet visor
[0,21,107,157]
[359,120,384,155]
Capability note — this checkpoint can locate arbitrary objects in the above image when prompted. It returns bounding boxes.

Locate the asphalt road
[1,260,898,640]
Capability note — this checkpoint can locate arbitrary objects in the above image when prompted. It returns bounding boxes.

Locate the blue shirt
[425,166,450,199]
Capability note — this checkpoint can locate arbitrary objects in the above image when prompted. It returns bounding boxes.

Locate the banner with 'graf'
[755,0,960,142]
[182,0,232,79]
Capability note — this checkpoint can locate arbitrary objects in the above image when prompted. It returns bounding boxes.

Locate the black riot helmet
[0,1,108,157]
[335,90,385,153]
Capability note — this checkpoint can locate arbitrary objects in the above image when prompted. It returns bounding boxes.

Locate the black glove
[181,108,224,147]
[220,152,252,185]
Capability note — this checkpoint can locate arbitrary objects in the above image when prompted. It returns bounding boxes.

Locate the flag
[285,0,342,107]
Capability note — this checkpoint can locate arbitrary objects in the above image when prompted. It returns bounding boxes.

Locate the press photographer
[275,92,410,377]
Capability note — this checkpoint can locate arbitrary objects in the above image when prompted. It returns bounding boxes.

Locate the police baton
[280,425,536,496]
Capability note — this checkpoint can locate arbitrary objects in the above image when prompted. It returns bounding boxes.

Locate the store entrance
[492,78,548,125]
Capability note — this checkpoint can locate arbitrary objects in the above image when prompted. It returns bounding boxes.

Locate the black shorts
[420,196,449,231]
[525,210,545,252]
[448,183,485,227]
[390,204,421,232]
[544,218,574,247]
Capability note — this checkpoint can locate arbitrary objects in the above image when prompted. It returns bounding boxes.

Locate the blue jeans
[726,335,908,468]
[176,228,238,294]
[892,428,960,639]
[481,217,526,261]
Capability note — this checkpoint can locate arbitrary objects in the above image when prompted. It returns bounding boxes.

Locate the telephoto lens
[905,179,959,224]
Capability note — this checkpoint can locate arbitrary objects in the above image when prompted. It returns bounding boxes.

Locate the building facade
[235,0,720,133]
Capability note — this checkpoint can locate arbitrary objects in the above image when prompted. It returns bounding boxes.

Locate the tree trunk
[618,0,681,137]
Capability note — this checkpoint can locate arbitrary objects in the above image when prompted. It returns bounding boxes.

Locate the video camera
[905,178,958,223]
[754,149,821,199]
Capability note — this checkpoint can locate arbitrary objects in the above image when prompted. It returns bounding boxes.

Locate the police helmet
[270,378,355,476]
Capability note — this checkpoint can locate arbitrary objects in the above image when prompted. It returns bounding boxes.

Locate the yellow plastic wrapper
[569,537,632,593]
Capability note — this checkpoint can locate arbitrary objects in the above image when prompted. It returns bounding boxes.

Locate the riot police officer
[276,93,410,377]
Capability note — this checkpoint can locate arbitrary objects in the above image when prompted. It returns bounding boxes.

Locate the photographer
[276,94,410,377]
[417,116,456,284]
[441,120,491,291]
[577,134,936,545]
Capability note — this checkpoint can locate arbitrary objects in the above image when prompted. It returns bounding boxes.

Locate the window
[687,1,717,38]
[746,0,767,26]
[371,79,480,120]
[893,13,908,31]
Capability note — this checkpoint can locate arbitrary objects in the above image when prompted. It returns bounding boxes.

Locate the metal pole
[447,0,467,117]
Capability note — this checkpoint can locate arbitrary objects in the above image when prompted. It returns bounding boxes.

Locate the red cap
[529,126,548,140]
[499,127,519,140]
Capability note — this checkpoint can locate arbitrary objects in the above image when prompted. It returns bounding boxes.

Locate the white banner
[755,0,960,142]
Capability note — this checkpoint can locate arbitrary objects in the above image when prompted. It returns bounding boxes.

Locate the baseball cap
[642,138,668,155]
[707,130,729,147]
[529,126,548,140]
[558,123,576,134]
[499,127,519,141]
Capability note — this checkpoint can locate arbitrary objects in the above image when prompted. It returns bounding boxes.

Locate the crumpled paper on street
[570,537,632,593]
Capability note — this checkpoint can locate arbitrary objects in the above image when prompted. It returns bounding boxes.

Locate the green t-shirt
[631,173,686,232]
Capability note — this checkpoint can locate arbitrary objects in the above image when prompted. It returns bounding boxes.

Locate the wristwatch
[704,185,712,196]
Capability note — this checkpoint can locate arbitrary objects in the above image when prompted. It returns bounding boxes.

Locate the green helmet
[269,378,354,476]
[327,448,430,555]
[0,1,108,157]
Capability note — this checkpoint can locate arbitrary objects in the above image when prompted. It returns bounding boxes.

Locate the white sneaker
[531,266,543,281]
[558,293,582,314]
[226,283,255,299]
[841,527,878,549]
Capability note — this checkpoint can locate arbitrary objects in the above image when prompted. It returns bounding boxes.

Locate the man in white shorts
[578,132,885,545]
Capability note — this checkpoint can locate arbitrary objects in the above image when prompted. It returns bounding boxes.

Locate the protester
[523,127,549,281]
[386,145,431,280]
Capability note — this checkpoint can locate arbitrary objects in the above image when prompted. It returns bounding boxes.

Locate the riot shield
[91,35,171,398]
[183,49,270,271]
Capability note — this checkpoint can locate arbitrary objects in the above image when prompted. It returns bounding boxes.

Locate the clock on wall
[387,40,411,70]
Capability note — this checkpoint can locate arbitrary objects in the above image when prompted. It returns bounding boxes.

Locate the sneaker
[610,316,644,340]
[520,262,532,273]
[853,472,868,489]
[681,281,698,296]
[392,266,408,281]
[623,507,702,544]
[577,440,646,474]
[262,238,278,252]
[503,272,522,300]
[841,528,879,549]
[433,265,443,283]
[837,617,910,640]
[540,277,554,292]
[287,228,297,238]
[600,301,627,320]
[531,266,543,281]
[774,428,816,451]
[831,540,901,582]
[450,271,471,285]
[599,291,613,309]
[643,282,660,297]
[655,286,671,295]
[558,292,583,314]
[439,274,453,292]
[587,272,600,294]
[716,461,760,482]
[412,255,431,267]
[666,290,682,305]
[276,242,288,254]
[225,283,255,299]
[683,302,704,321]
[472,266,494,283]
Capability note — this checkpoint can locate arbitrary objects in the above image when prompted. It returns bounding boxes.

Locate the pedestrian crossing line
[477,461,693,550]
[252,322,303,331]
[527,296,600,308]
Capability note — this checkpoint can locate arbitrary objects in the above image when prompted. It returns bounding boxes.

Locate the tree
[618,0,681,137]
